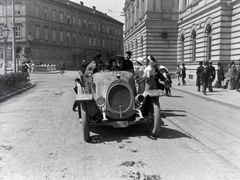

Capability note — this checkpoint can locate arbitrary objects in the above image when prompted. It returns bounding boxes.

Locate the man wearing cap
[120,51,134,72]
[84,53,103,76]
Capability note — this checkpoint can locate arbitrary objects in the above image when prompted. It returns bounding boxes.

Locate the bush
[0,72,30,97]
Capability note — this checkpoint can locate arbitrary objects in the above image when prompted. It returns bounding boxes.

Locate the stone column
[179,0,183,11]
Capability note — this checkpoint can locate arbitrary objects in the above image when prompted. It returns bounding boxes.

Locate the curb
[33,71,60,74]
[0,81,35,102]
[171,86,240,109]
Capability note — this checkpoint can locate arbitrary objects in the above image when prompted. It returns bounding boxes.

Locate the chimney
[80,1,83,5]
[92,6,96,10]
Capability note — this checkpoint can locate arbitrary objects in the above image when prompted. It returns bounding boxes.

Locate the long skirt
[145,76,157,91]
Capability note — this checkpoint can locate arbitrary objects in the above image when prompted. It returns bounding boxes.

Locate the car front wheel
[150,97,161,137]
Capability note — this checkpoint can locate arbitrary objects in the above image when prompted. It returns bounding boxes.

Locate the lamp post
[2,25,10,74]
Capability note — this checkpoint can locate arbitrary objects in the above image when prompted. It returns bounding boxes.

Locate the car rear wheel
[80,101,90,142]
[150,97,161,137]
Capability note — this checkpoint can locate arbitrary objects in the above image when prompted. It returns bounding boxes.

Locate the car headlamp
[96,96,105,107]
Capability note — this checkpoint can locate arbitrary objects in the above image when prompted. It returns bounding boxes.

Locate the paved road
[0,71,240,180]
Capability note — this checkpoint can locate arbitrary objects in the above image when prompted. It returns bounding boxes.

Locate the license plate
[143,90,165,97]
[112,121,129,128]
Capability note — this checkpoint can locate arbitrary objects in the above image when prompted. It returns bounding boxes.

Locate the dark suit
[207,65,216,91]
[120,59,134,72]
[155,67,166,90]
[216,66,224,88]
[201,69,209,94]
[196,65,204,91]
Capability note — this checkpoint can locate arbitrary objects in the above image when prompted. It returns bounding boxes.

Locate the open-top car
[76,70,165,142]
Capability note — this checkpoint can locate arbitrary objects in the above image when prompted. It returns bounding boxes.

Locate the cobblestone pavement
[0,71,240,180]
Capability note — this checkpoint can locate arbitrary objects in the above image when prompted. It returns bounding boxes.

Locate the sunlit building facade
[123,0,179,71]
[0,0,123,70]
[178,0,240,81]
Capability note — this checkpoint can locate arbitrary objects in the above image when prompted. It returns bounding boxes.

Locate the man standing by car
[120,51,134,73]
[84,53,103,76]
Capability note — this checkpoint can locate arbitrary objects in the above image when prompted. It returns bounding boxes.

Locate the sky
[70,0,125,23]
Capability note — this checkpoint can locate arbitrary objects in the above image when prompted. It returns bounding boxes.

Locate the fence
[34,65,56,72]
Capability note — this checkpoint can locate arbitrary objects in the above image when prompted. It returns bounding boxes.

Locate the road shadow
[205,93,223,96]
[161,109,187,118]
[87,122,190,144]
[166,95,183,98]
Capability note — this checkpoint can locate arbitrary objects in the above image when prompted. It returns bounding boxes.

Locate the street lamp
[2,25,10,74]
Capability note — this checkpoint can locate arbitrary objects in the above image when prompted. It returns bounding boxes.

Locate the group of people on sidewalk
[175,63,186,86]
[195,60,240,95]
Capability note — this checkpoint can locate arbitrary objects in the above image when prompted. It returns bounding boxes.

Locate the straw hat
[159,65,168,71]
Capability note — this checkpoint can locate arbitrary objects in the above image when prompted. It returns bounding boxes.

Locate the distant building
[123,0,179,72]
[0,0,123,70]
[178,0,240,81]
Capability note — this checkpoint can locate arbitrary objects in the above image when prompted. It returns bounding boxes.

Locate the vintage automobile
[76,70,165,142]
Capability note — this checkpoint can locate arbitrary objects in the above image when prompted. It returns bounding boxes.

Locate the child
[161,67,172,96]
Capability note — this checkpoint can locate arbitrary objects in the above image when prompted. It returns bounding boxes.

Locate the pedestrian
[201,63,209,95]
[181,63,186,85]
[135,57,148,94]
[196,61,204,91]
[141,55,164,125]
[72,78,82,122]
[31,62,35,73]
[142,55,157,91]
[21,61,30,80]
[222,64,231,89]
[236,65,240,92]
[207,61,216,92]
[79,60,87,75]
[175,64,182,85]
[229,61,236,90]
[216,62,224,88]
[120,51,134,73]
[25,61,31,80]
[160,66,172,96]
[59,60,65,75]
[154,63,166,91]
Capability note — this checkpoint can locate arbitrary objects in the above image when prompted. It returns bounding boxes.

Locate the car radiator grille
[108,85,131,113]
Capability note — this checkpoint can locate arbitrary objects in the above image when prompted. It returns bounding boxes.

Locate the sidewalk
[171,78,240,109]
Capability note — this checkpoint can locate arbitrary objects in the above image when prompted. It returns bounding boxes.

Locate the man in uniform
[120,51,134,73]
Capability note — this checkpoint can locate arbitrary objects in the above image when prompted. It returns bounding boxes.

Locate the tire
[80,101,90,142]
[150,97,161,137]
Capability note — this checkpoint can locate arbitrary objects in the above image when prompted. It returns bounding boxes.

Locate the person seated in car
[110,58,120,71]
[85,53,103,76]
[120,51,134,73]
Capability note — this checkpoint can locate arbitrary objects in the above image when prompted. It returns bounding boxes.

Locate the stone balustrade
[34,65,56,72]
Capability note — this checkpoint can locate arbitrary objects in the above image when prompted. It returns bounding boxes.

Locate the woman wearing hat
[142,55,157,91]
